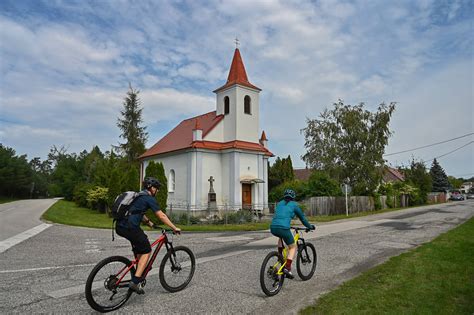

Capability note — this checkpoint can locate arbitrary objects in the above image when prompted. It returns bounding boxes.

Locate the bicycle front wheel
[260,251,284,296]
[296,243,317,281]
[85,256,135,313]
[159,246,196,292]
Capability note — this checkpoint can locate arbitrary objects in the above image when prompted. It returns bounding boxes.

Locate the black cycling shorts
[115,225,151,254]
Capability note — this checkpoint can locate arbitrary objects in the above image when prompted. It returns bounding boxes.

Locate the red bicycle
[85,228,195,313]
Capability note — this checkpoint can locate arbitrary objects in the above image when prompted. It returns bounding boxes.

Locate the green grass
[300,217,474,315]
[42,200,115,229]
[0,197,19,204]
[42,200,271,231]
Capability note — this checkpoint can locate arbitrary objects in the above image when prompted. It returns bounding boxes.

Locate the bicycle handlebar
[290,226,315,232]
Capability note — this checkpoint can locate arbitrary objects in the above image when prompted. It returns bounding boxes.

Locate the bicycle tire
[296,243,317,281]
[85,256,135,313]
[260,251,285,296]
[159,246,196,292]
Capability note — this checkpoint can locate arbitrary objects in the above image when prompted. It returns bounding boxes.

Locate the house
[293,168,313,181]
[460,182,473,194]
[383,167,405,183]
[139,48,273,214]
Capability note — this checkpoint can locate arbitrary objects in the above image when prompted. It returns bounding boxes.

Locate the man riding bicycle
[115,177,181,294]
[270,189,314,279]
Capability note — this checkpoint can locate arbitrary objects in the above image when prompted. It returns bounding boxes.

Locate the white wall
[203,120,224,142]
[200,151,223,206]
[142,153,189,205]
[236,86,260,143]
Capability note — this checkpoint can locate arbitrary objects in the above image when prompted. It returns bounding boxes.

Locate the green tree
[302,100,396,195]
[430,159,450,192]
[29,157,52,198]
[447,176,463,190]
[0,144,32,198]
[117,84,148,162]
[404,159,432,204]
[307,171,341,197]
[268,155,295,191]
[145,161,168,211]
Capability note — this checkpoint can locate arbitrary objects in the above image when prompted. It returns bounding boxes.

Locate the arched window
[224,96,230,115]
[168,169,175,192]
[244,95,251,114]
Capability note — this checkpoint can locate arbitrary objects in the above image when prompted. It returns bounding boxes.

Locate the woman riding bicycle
[115,177,181,294]
[270,189,314,279]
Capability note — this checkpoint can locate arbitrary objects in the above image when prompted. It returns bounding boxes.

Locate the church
[139,48,273,214]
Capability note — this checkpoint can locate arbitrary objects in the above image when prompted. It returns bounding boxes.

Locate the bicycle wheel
[260,251,285,296]
[159,246,195,292]
[296,242,317,281]
[85,256,135,313]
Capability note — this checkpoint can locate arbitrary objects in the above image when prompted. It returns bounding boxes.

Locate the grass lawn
[300,217,474,315]
[42,200,272,231]
[0,197,19,204]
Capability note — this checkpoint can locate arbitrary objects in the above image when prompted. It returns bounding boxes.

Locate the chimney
[193,119,202,141]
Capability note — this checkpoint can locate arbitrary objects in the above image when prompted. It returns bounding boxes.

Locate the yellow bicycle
[260,226,317,296]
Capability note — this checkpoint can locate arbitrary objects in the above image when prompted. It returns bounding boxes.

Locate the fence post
[187,203,190,225]
[224,203,228,225]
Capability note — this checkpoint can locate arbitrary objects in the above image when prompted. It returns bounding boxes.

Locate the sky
[0,0,473,178]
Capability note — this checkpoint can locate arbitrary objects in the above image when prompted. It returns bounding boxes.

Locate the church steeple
[213,48,261,93]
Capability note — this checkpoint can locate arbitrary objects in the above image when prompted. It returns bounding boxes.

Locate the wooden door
[242,184,252,209]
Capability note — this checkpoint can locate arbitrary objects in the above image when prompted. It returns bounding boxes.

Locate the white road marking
[0,263,96,274]
[46,249,252,299]
[0,223,52,253]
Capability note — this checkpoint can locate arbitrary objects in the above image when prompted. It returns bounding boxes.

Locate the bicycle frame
[114,231,174,285]
[275,228,309,275]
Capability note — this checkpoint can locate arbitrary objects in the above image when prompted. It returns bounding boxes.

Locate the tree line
[0,85,168,217]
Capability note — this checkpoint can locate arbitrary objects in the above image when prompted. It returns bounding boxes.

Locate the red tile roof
[294,168,313,181]
[140,111,273,158]
[260,130,268,141]
[213,48,261,93]
[383,167,405,182]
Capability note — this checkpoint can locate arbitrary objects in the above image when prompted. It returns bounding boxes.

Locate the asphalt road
[0,199,472,314]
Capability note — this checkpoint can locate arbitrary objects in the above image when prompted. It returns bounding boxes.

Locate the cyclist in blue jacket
[270,189,314,279]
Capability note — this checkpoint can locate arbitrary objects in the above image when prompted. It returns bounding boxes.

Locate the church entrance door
[242,184,252,209]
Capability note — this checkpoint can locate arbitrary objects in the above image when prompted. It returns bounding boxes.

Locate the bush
[307,171,341,197]
[269,180,309,202]
[86,186,109,213]
[73,182,96,207]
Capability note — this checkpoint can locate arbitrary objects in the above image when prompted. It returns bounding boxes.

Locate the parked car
[449,192,465,201]
[467,193,474,200]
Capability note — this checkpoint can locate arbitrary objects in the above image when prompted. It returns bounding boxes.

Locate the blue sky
[0,0,472,177]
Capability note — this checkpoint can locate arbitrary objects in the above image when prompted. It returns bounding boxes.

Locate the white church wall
[200,151,223,206]
[236,87,260,143]
[203,120,224,142]
[216,87,237,142]
[142,154,189,206]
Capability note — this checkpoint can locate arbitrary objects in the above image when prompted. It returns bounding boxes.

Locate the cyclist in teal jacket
[270,189,314,278]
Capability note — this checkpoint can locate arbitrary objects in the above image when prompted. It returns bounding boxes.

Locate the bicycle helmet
[143,177,161,189]
[283,189,296,200]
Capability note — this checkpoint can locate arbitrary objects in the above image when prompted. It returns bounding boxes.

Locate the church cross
[234,37,240,49]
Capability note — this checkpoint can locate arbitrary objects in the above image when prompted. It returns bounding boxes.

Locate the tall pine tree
[117,84,148,162]
[430,159,450,192]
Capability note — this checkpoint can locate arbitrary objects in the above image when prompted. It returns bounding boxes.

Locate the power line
[384,132,474,156]
[422,141,473,164]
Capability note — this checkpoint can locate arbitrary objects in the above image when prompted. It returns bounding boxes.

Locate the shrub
[86,186,109,213]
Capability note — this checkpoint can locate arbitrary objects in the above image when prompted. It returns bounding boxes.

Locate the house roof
[140,111,224,158]
[213,48,261,93]
[383,167,405,182]
[140,111,273,158]
[294,168,313,181]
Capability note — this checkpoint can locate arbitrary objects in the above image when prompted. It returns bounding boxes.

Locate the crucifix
[234,37,240,49]
[208,176,215,193]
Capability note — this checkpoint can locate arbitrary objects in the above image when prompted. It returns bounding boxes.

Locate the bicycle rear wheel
[85,256,135,313]
[159,246,196,292]
[260,251,285,296]
[296,243,317,281]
